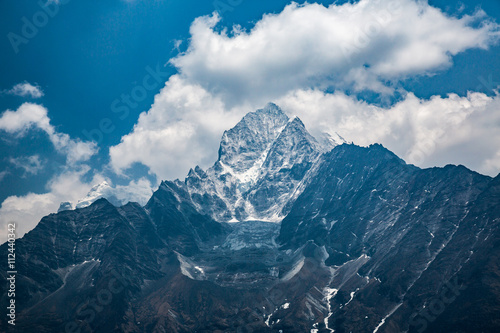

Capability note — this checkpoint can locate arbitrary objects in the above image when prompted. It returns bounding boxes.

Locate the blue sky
[1,0,499,239]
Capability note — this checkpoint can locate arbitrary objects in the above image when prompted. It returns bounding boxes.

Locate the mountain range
[1,103,499,332]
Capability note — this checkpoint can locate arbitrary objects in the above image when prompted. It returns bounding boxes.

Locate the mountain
[1,104,499,333]
[58,180,153,212]
[179,103,335,223]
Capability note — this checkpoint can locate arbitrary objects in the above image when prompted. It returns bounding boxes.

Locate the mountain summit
[180,102,334,222]
[217,102,290,173]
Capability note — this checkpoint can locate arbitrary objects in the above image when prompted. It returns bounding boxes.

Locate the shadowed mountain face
[1,104,500,333]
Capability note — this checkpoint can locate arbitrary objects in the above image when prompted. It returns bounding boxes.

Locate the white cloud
[171,0,499,103]
[113,178,154,205]
[0,103,97,164]
[0,102,50,133]
[0,101,100,241]
[7,82,44,98]
[109,75,246,180]
[9,155,45,176]
[276,89,500,176]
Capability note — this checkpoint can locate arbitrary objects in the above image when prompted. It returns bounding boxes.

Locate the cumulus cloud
[0,103,97,164]
[110,75,246,180]
[171,0,499,103]
[0,98,152,242]
[276,89,500,176]
[7,82,44,98]
[112,178,154,205]
[0,101,104,241]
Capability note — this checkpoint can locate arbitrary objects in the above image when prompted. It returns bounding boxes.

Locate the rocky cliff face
[1,104,499,333]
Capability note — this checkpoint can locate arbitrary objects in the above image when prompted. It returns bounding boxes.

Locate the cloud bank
[110,75,246,180]
[276,89,500,176]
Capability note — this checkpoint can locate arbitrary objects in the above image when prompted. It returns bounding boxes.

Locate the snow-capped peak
[75,181,113,209]
[217,103,289,174]
[57,180,153,212]
[181,103,344,223]
[57,181,113,212]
